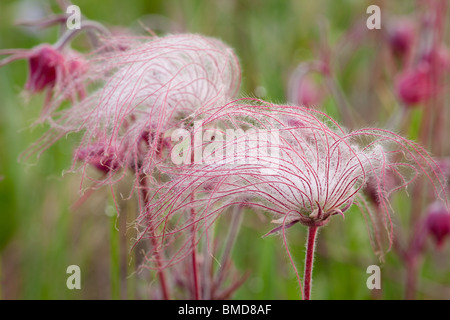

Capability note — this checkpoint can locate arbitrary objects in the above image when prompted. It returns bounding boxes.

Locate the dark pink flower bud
[420,45,450,71]
[1,44,89,117]
[138,130,172,162]
[395,63,432,106]
[25,44,66,93]
[425,201,450,249]
[388,19,415,59]
[75,143,121,174]
[437,46,450,71]
[287,64,323,108]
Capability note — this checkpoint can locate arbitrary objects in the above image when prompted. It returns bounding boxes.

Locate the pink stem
[190,139,200,300]
[303,226,319,300]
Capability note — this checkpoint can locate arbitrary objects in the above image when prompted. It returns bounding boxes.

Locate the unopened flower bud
[395,63,431,106]
[425,201,450,249]
[388,19,415,59]
[293,77,322,108]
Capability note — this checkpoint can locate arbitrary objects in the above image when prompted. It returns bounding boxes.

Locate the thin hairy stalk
[189,136,201,300]
[118,198,128,299]
[140,176,170,300]
[303,226,319,300]
[70,173,107,211]
[404,235,419,300]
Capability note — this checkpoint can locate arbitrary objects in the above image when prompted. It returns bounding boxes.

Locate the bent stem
[53,20,111,50]
[303,226,319,300]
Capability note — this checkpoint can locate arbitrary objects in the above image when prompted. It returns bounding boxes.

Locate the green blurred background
[0,0,449,300]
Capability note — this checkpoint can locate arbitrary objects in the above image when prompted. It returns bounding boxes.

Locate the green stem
[54,20,111,50]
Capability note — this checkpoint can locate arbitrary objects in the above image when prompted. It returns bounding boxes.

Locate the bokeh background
[0,0,449,300]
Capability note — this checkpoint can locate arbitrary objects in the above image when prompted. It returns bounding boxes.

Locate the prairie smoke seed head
[37,33,241,181]
[287,63,323,108]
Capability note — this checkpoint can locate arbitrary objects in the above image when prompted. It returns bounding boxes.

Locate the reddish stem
[405,256,418,300]
[190,198,201,300]
[140,176,170,300]
[303,226,319,300]
[190,138,201,300]
[153,238,170,300]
